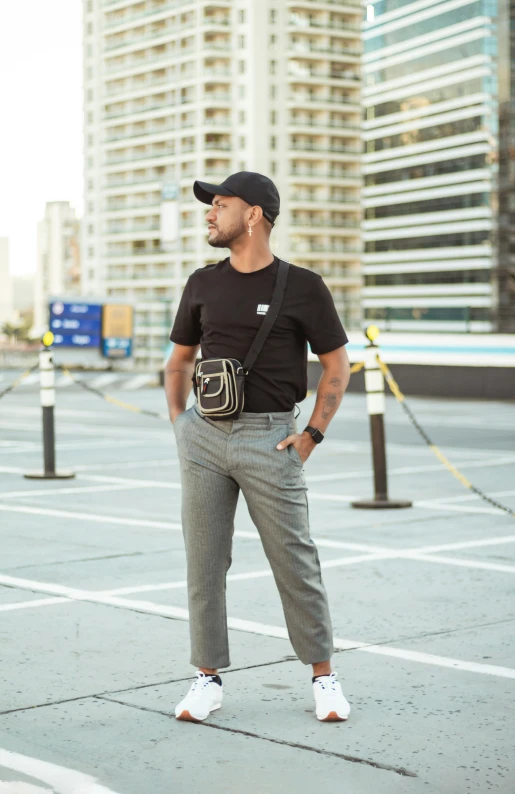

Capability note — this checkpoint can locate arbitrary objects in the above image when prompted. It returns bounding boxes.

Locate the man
[165,171,351,723]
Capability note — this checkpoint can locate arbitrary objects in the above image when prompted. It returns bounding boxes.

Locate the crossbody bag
[192,259,290,420]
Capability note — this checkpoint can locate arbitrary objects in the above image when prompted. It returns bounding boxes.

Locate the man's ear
[249,205,264,224]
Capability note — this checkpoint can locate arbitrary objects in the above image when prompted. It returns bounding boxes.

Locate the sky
[0,0,83,276]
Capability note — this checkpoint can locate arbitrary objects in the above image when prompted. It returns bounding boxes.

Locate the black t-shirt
[169,255,348,412]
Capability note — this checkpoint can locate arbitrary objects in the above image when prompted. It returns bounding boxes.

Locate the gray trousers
[173,404,334,669]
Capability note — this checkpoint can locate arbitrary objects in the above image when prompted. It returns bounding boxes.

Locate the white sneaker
[175,672,223,722]
[313,672,350,722]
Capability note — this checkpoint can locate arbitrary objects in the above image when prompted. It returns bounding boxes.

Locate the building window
[270,110,276,125]
[270,60,276,75]
[270,85,276,99]
[88,247,94,257]
[270,135,276,149]
[239,60,245,74]
[269,9,277,23]
[239,9,245,22]
[271,160,277,175]
[239,135,245,149]
[239,110,245,123]
[269,34,276,47]
[238,34,245,48]
[239,85,245,99]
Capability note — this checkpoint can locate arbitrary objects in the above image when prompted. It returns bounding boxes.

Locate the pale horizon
[0,0,83,277]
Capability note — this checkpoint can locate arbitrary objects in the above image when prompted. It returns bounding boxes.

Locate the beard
[207,219,247,248]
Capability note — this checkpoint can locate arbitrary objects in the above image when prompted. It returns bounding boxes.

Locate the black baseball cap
[193,171,280,225]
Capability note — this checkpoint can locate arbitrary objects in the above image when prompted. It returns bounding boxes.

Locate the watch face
[313,428,324,443]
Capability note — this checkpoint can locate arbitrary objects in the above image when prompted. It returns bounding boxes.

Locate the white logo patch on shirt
[256,304,269,315]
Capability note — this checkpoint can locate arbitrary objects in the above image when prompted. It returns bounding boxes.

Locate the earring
[248,224,252,237]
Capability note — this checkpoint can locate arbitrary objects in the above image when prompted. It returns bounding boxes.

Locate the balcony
[104,48,195,76]
[106,150,174,166]
[105,74,177,96]
[290,242,361,254]
[105,248,167,259]
[288,95,360,108]
[289,118,361,131]
[105,28,177,53]
[203,17,230,27]
[104,101,176,120]
[106,224,160,235]
[290,143,361,154]
[288,68,359,82]
[203,92,232,103]
[104,201,161,213]
[287,0,362,6]
[204,141,231,151]
[288,16,361,32]
[292,193,358,202]
[105,2,183,30]
[288,43,361,57]
[290,219,360,228]
[105,125,176,143]
[104,175,167,189]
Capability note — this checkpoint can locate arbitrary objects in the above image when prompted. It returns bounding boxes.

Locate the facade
[34,202,82,334]
[0,238,14,328]
[362,0,515,333]
[12,275,35,322]
[82,0,362,368]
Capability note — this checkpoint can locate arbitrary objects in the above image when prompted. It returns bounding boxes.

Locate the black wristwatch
[304,425,324,444]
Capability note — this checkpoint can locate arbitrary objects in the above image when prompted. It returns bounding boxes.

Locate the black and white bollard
[351,326,411,510]
[24,334,75,480]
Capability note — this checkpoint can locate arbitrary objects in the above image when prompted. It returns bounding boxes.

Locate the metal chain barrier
[60,362,366,419]
[377,356,515,519]
[58,366,168,421]
[0,364,39,401]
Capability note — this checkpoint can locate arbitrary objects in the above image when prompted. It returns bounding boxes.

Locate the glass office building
[362,0,515,332]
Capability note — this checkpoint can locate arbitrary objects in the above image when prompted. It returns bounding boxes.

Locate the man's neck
[228,241,274,273]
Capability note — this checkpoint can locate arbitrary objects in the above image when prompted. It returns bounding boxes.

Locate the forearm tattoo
[320,376,344,420]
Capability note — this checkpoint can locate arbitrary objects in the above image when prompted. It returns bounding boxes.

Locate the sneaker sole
[176,703,221,723]
[318,711,349,722]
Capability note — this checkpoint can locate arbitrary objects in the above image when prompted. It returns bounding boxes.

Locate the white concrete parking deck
[0,384,514,793]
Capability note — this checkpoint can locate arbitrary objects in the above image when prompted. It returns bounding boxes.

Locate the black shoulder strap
[242,259,290,374]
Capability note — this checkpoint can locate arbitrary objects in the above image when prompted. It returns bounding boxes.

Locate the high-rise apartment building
[34,202,82,334]
[83,0,362,367]
[362,0,515,333]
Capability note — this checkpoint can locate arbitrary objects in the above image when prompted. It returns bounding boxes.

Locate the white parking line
[0,484,150,499]
[0,573,514,680]
[306,456,515,482]
[1,470,508,516]
[0,597,68,612]
[89,373,120,389]
[0,748,124,794]
[2,501,515,558]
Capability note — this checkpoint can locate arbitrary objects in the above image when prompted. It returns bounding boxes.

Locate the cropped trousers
[173,403,334,669]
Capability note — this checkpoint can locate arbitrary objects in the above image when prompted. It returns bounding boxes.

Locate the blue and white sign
[102,337,132,357]
[49,301,102,348]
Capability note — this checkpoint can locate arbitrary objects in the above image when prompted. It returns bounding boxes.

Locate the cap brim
[193,180,236,206]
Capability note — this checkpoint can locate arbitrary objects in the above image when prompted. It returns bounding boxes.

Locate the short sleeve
[301,275,348,355]
[169,275,201,345]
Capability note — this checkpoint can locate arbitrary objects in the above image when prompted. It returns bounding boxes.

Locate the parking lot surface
[1,381,514,793]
